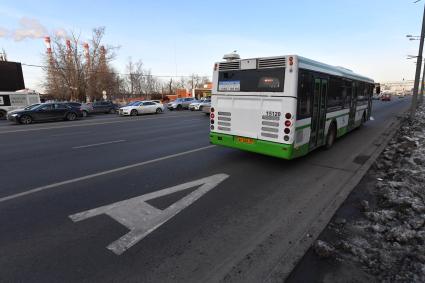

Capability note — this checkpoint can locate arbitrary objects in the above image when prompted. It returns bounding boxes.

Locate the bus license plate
[237,137,254,144]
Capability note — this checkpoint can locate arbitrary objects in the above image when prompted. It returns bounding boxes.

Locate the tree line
[43,27,210,102]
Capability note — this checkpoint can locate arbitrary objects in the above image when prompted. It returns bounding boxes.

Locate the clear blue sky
[0,0,423,91]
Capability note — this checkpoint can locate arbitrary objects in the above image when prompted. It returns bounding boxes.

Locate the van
[0,91,41,119]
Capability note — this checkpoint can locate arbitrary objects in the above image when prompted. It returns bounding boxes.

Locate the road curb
[265,116,404,282]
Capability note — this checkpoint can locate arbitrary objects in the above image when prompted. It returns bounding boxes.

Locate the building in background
[0,61,25,91]
[380,80,414,95]
[193,83,212,99]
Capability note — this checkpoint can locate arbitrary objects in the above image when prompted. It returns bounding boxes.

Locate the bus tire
[0,110,6,120]
[361,112,366,126]
[325,122,337,149]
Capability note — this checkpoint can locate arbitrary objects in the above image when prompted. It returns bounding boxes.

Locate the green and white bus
[209,55,374,159]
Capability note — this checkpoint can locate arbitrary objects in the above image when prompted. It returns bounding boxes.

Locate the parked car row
[6,98,211,124]
[6,100,120,125]
[166,97,212,112]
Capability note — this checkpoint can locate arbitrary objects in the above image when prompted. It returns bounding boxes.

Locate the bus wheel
[325,123,337,149]
[361,113,366,126]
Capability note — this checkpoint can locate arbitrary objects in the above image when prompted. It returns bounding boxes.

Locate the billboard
[0,61,25,91]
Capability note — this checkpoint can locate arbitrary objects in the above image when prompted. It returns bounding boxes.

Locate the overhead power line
[20,63,212,78]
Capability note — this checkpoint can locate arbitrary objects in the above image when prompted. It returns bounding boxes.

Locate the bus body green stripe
[292,143,310,158]
[326,113,348,121]
[210,133,296,160]
[337,126,348,138]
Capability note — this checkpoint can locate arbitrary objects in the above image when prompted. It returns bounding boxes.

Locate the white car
[118,101,164,116]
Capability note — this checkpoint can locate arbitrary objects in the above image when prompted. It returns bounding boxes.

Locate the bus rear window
[218,68,285,92]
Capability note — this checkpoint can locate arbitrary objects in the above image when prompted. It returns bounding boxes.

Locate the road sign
[69,174,229,255]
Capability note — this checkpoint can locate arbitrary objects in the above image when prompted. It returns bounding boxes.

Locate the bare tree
[43,27,118,102]
[123,58,162,99]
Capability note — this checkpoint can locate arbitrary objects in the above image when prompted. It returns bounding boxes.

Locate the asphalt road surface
[0,98,411,282]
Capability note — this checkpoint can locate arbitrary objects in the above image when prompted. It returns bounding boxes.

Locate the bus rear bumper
[209,132,298,160]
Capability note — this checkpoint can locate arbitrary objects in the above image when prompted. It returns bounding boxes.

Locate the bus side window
[297,70,312,120]
[327,77,344,111]
[344,80,352,108]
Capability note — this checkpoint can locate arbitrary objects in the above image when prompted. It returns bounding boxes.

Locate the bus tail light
[210,113,215,119]
[210,119,215,124]
[285,120,291,127]
[285,113,292,119]
[211,125,215,130]
[211,107,215,113]
[284,128,290,134]
[284,135,290,141]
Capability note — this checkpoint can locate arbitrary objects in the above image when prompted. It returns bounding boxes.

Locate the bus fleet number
[265,111,281,117]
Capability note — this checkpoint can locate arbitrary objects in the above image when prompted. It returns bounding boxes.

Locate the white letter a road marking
[69,174,229,255]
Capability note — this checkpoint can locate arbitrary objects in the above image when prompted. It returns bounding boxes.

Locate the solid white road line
[0,113,199,134]
[72,139,126,149]
[0,145,216,204]
[51,131,89,137]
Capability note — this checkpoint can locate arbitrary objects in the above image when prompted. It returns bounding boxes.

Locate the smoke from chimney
[14,17,47,41]
[0,17,68,41]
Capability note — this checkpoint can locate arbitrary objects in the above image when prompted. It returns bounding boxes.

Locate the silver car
[189,98,211,111]
[167,98,196,110]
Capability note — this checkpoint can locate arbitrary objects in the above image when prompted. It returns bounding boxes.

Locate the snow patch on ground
[315,107,425,282]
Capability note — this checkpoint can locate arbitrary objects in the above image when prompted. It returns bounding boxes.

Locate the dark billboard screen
[0,61,25,91]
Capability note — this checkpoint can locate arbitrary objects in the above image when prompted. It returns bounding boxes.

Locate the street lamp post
[410,3,425,118]
[420,59,425,104]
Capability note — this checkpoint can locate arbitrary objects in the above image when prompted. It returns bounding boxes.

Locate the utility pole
[421,60,425,104]
[411,3,425,119]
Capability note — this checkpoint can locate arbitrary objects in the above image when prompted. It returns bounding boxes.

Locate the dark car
[7,103,83,124]
[91,101,118,114]
[65,102,93,117]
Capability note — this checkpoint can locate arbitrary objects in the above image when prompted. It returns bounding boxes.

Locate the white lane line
[52,131,89,137]
[0,113,199,134]
[0,145,216,204]
[72,139,126,149]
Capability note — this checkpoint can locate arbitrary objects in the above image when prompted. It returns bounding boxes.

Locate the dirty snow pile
[315,107,425,282]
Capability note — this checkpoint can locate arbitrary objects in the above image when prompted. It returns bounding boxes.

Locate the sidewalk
[287,106,425,282]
